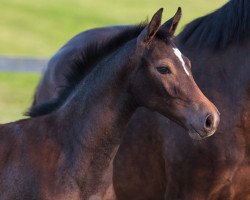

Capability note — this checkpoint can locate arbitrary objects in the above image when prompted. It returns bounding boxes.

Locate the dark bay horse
[0,9,219,199]
[116,1,250,199]
[30,0,250,199]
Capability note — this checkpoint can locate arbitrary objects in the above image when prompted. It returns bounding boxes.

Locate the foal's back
[0,119,56,198]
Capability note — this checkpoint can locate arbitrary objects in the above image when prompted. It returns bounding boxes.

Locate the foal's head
[130,8,220,140]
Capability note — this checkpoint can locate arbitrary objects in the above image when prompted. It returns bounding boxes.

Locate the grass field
[0,72,40,123]
[0,0,228,123]
[1,0,227,56]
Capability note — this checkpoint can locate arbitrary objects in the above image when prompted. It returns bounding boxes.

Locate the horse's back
[0,122,30,199]
[0,119,71,199]
[0,123,17,169]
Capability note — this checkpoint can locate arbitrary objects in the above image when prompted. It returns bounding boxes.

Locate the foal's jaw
[188,120,219,140]
[188,119,219,140]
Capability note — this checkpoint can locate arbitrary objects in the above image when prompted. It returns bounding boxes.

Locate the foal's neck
[60,40,137,136]
[57,40,138,198]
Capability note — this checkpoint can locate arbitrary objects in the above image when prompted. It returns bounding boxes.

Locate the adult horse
[115,1,250,199]
[31,0,250,199]
[0,9,219,200]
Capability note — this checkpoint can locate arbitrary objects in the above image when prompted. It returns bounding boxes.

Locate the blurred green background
[0,0,227,123]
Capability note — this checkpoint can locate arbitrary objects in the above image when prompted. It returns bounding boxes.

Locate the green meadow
[0,0,227,123]
[0,72,39,123]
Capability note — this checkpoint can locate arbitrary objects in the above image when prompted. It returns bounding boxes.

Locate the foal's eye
[156,66,171,74]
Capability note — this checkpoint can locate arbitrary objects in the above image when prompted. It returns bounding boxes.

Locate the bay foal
[30,1,250,199]
[0,8,219,200]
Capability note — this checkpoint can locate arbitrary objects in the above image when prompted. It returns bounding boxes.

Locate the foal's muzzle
[188,108,220,140]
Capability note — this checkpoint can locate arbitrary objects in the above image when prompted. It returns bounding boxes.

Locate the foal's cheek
[161,77,177,96]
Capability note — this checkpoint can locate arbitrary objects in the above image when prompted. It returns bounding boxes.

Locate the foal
[0,8,219,199]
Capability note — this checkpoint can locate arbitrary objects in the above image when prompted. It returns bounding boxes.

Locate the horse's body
[31,0,250,199]
[0,9,219,200]
[115,1,250,199]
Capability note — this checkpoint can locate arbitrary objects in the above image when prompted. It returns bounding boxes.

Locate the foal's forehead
[152,39,190,76]
[172,48,190,76]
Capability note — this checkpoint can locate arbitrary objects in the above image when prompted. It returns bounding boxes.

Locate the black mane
[28,24,146,117]
[178,0,250,49]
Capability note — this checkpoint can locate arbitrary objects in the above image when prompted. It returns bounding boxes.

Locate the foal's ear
[161,7,182,36]
[137,8,163,45]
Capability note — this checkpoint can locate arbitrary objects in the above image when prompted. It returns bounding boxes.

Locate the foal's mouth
[188,126,215,140]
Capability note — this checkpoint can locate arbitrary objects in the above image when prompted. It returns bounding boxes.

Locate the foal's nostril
[204,114,213,130]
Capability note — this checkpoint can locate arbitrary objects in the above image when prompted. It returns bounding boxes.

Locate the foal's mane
[28,24,146,117]
[178,0,250,49]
